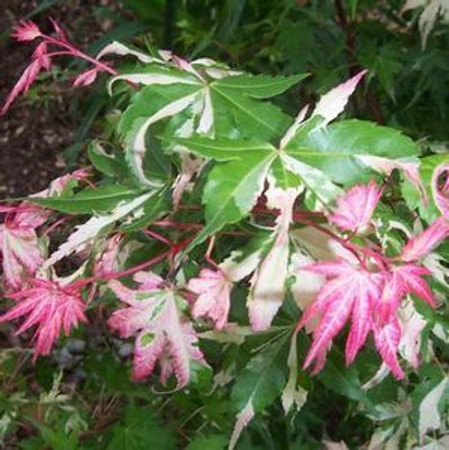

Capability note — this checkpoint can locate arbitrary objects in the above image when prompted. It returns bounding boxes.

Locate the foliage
[1,3,449,449]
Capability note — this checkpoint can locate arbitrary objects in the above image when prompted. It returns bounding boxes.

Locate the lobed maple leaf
[0,279,87,359]
[329,180,382,234]
[298,257,437,378]
[108,272,206,388]
[11,21,42,42]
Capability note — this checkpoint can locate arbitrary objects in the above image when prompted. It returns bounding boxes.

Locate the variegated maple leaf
[0,205,45,290]
[298,257,436,378]
[0,279,87,359]
[329,180,382,234]
[108,272,206,388]
[298,260,383,372]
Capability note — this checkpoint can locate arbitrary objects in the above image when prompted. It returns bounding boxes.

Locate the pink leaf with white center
[73,68,99,87]
[373,318,404,379]
[188,268,232,330]
[329,180,382,233]
[300,262,382,370]
[313,70,367,125]
[108,275,205,388]
[1,60,41,115]
[0,279,86,359]
[11,21,42,42]
[432,162,449,219]
[401,217,449,262]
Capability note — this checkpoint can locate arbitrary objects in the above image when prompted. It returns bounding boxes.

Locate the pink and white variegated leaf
[229,399,255,450]
[398,300,427,369]
[312,70,367,125]
[0,226,44,290]
[108,275,205,388]
[188,268,232,330]
[401,216,449,262]
[391,264,436,308]
[373,318,404,379]
[248,186,301,331]
[73,68,99,87]
[329,180,382,234]
[432,162,449,219]
[1,60,41,115]
[0,279,87,359]
[11,21,42,42]
[299,262,382,371]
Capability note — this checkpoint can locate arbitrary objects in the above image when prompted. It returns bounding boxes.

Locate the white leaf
[282,335,308,414]
[419,377,448,441]
[43,192,153,268]
[322,440,349,450]
[196,87,214,134]
[96,41,156,63]
[312,70,366,125]
[280,104,309,149]
[229,399,255,450]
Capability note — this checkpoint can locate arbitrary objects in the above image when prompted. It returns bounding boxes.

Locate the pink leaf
[401,217,449,262]
[432,162,449,219]
[373,318,404,379]
[1,60,41,115]
[11,21,42,42]
[188,268,232,330]
[108,275,205,388]
[33,43,51,70]
[73,68,99,87]
[329,180,382,233]
[0,279,87,359]
[300,262,382,370]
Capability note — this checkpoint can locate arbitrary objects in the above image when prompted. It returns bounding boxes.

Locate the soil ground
[0,0,122,198]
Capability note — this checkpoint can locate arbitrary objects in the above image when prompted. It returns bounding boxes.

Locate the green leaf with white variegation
[32,184,142,214]
[418,377,449,442]
[285,119,420,185]
[211,73,307,99]
[229,334,289,449]
[88,142,127,178]
[185,149,276,252]
[402,154,449,223]
[42,192,155,268]
[120,187,171,232]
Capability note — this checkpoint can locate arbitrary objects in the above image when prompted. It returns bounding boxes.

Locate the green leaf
[31,184,143,214]
[403,154,449,223]
[106,406,176,450]
[212,73,307,99]
[186,149,275,251]
[231,333,289,413]
[286,120,420,185]
[210,84,291,141]
[88,142,127,177]
[187,435,228,450]
[120,187,171,232]
[172,136,276,160]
